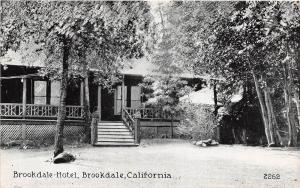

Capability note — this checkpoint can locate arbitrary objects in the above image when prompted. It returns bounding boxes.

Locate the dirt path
[1,139,299,188]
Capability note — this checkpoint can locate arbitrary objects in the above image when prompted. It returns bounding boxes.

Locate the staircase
[94,121,138,146]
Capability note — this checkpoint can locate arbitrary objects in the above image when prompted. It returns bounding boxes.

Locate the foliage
[177,102,217,140]
[153,1,300,146]
[1,1,152,86]
[211,1,300,146]
[141,74,192,113]
[1,0,152,154]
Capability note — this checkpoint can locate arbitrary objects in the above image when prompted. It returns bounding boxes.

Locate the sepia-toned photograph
[0,0,299,187]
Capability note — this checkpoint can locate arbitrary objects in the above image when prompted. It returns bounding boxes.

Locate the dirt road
[1,139,299,188]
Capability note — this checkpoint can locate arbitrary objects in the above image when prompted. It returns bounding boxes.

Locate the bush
[178,102,218,140]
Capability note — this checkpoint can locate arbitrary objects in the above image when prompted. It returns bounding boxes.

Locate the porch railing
[0,103,23,116]
[0,103,84,119]
[122,108,140,144]
[125,107,182,120]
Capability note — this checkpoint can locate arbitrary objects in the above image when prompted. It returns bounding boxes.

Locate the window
[34,81,47,104]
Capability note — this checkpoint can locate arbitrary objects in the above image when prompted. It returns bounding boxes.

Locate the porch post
[22,77,27,140]
[97,85,101,120]
[22,77,27,119]
[121,75,125,118]
[80,81,84,106]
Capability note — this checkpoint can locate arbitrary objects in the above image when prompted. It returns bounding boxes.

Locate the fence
[0,120,86,145]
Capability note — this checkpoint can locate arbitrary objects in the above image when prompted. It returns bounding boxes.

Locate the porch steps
[97,132,132,135]
[95,121,138,146]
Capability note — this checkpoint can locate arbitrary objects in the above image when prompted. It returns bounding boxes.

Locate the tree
[1,1,151,156]
[213,1,300,146]
[140,2,195,118]
[149,1,300,146]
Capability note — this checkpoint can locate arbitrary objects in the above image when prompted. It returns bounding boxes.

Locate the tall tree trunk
[266,89,283,146]
[213,81,218,117]
[213,80,220,141]
[293,92,300,129]
[252,70,272,145]
[283,62,297,146]
[263,87,275,145]
[295,47,300,95]
[54,38,70,157]
[82,62,91,143]
[288,65,298,146]
[264,87,283,146]
[285,88,294,146]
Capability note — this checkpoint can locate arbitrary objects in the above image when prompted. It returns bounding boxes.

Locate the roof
[119,57,200,78]
[0,43,46,67]
[0,49,224,81]
[0,50,200,78]
[179,87,222,106]
[179,86,243,105]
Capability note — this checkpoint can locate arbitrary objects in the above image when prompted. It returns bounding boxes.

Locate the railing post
[134,118,140,144]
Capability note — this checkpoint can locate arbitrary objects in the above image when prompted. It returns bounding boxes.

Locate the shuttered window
[34,81,47,104]
[131,86,141,108]
[114,86,127,115]
[50,81,60,105]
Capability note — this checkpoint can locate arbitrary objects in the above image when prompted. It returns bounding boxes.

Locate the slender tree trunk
[293,92,300,129]
[54,38,70,157]
[264,87,283,146]
[264,87,275,145]
[285,88,293,146]
[82,62,91,143]
[266,89,283,146]
[252,70,272,145]
[283,62,297,146]
[288,65,298,146]
[292,45,300,146]
[295,47,300,94]
[213,81,218,116]
[212,80,220,141]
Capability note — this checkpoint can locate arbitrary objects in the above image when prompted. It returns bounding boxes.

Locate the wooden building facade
[0,62,203,146]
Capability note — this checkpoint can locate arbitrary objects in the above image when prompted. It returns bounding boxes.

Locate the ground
[0,139,299,188]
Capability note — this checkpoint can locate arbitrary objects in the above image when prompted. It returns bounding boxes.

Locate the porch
[0,103,86,144]
[0,65,181,146]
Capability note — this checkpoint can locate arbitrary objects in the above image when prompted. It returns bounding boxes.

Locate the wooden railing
[25,104,58,118]
[125,107,181,120]
[66,105,84,119]
[122,108,140,144]
[0,103,23,116]
[0,103,84,119]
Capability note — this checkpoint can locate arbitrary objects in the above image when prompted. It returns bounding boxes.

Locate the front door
[101,88,114,121]
[100,85,141,120]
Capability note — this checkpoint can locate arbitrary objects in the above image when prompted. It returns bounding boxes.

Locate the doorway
[101,88,116,121]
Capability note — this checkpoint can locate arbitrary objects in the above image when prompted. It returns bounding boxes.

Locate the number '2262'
[264,174,280,179]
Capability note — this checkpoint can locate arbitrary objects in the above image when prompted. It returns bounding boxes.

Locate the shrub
[178,102,218,140]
